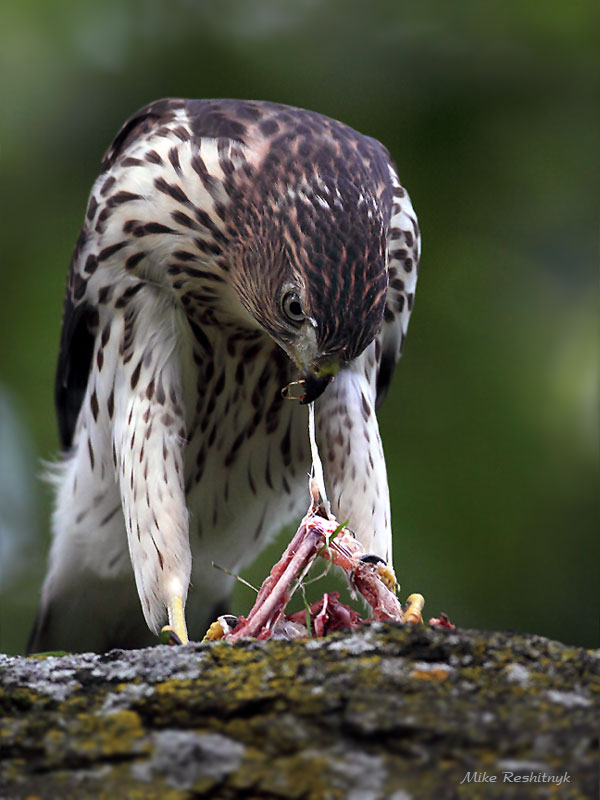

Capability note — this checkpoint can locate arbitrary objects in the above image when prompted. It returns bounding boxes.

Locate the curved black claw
[219,615,239,633]
[359,554,387,566]
[160,626,183,646]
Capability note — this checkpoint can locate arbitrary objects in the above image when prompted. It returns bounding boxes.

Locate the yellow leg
[404,593,425,625]
[161,595,189,644]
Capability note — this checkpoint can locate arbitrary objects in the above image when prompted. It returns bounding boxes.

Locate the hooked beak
[298,371,333,404]
[281,359,339,404]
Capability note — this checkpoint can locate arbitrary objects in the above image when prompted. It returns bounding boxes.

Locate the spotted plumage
[28,99,420,653]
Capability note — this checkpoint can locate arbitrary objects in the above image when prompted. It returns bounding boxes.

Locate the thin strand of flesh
[301,560,333,585]
[308,403,332,519]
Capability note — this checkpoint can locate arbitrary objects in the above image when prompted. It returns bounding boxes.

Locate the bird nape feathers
[27,98,420,653]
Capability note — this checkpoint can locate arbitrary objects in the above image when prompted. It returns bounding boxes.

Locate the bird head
[232,171,391,403]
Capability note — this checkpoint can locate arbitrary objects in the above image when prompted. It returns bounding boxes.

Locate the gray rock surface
[0,625,597,799]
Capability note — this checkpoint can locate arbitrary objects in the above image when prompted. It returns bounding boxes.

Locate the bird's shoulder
[101,98,189,171]
[374,165,421,409]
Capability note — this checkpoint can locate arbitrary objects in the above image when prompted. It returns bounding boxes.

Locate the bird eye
[281,291,305,324]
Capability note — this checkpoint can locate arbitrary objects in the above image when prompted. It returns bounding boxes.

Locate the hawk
[28,99,420,653]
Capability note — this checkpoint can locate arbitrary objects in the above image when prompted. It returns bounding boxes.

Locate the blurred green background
[1,1,597,654]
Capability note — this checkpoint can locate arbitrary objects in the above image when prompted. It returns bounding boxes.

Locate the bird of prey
[27,98,420,653]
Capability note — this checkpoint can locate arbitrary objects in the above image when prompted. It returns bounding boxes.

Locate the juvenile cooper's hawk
[28,99,420,653]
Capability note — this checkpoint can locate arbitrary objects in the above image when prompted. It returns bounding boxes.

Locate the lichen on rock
[0,625,598,799]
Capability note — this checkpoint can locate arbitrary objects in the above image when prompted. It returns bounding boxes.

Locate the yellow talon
[377,563,397,592]
[404,593,425,625]
[203,619,225,642]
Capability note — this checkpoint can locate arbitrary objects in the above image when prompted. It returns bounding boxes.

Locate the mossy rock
[0,625,598,799]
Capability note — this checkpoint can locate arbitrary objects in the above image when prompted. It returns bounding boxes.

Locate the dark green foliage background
[0,1,597,653]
